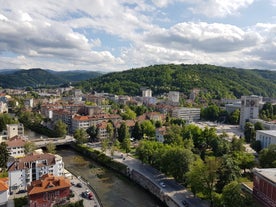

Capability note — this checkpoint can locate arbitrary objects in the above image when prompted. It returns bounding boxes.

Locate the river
[57,147,166,207]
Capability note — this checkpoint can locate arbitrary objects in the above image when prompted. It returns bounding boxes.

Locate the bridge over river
[31,135,76,148]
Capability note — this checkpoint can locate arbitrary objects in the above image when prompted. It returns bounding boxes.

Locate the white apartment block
[6,123,24,139]
[172,107,201,122]
[8,153,64,192]
[0,101,8,113]
[240,95,262,129]
[142,89,152,97]
[6,136,26,158]
[256,130,276,149]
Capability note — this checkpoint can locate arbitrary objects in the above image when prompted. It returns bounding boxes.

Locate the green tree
[0,142,9,168]
[0,113,18,131]
[216,155,241,193]
[231,136,245,152]
[74,128,88,144]
[101,138,109,153]
[141,120,156,137]
[221,181,254,207]
[86,125,98,142]
[259,144,276,168]
[46,142,56,154]
[228,109,240,125]
[54,120,67,137]
[121,106,136,120]
[118,122,130,142]
[24,141,36,154]
[233,151,256,173]
[201,104,220,121]
[244,122,255,143]
[106,122,115,141]
[254,121,264,130]
[132,122,143,140]
[121,137,131,153]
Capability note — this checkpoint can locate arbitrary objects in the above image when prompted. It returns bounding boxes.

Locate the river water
[57,148,166,207]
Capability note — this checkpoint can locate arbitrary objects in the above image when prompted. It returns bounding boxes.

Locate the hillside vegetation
[0,68,102,88]
[79,64,276,98]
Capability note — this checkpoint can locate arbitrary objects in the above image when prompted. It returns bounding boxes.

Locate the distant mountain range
[78,64,276,98]
[0,68,102,88]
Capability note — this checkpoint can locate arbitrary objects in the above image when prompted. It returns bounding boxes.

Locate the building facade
[256,130,276,149]
[0,178,9,206]
[239,95,262,129]
[253,168,276,207]
[172,107,201,123]
[28,174,71,207]
[8,153,64,192]
[6,123,24,139]
[6,136,26,158]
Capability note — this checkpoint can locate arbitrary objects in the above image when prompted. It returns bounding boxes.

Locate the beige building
[6,123,24,139]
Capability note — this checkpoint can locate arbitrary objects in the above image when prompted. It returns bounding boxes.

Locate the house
[8,153,64,193]
[6,123,24,139]
[253,168,276,207]
[6,136,26,158]
[256,130,276,149]
[28,174,71,207]
[0,178,9,206]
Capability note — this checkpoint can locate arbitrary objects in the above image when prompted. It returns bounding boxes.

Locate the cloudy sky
[0,0,275,72]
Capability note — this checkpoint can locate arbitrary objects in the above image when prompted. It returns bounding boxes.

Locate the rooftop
[256,130,276,136]
[254,168,276,183]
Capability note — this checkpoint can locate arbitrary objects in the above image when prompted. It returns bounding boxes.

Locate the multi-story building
[172,107,201,123]
[8,153,64,192]
[250,119,276,130]
[239,95,262,129]
[0,101,8,113]
[156,127,166,143]
[253,168,276,207]
[142,88,152,97]
[168,91,180,105]
[6,136,26,158]
[6,123,24,139]
[28,174,71,207]
[256,130,276,149]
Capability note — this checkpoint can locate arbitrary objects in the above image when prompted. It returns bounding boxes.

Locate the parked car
[82,190,93,200]
[17,189,27,194]
[159,182,166,188]
[76,183,82,188]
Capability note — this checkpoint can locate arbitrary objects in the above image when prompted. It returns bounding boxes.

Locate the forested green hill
[0,68,102,88]
[79,64,276,98]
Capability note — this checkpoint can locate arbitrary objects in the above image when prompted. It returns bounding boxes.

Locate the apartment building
[172,107,201,122]
[256,130,276,149]
[8,153,64,192]
[6,136,26,158]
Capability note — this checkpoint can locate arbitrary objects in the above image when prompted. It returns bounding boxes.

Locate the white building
[239,95,262,129]
[6,123,24,139]
[168,91,180,105]
[8,153,64,192]
[225,103,241,114]
[142,89,152,97]
[172,107,201,122]
[250,119,276,130]
[256,130,276,149]
[0,101,8,113]
[6,136,26,158]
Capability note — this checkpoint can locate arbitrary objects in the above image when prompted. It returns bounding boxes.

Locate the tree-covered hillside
[79,64,276,98]
[0,68,102,88]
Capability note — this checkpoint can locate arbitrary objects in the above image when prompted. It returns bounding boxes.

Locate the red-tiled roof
[0,178,8,191]
[6,137,26,148]
[28,174,71,195]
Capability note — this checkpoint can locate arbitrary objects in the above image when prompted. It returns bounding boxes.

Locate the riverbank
[70,143,209,207]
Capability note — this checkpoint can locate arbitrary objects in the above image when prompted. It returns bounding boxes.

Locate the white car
[159,182,166,188]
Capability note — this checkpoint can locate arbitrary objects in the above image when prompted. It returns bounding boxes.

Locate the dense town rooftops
[28,174,71,195]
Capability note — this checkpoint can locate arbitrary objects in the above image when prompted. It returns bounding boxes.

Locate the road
[89,143,209,207]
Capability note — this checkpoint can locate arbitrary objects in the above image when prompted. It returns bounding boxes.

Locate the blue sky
[0,0,275,72]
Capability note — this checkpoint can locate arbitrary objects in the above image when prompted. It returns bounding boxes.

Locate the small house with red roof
[28,174,71,207]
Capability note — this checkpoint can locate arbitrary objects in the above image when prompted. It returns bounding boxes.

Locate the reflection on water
[57,148,165,207]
